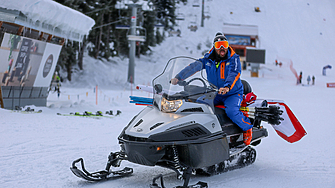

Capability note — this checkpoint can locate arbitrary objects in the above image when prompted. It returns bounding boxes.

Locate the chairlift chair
[127,26,146,42]
[204,12,211,19]
[168,25,181,37]
[204,6,211,19]
[188,21,198,32]
[192,0,200,7]
[154,18,165,28]
[176,13,185,21]
[115,25,130,29]
[188,14,198,32]
[154,24,164,28]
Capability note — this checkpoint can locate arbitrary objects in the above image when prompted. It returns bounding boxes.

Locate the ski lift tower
[127,2,143,84]
[201,0,204,27]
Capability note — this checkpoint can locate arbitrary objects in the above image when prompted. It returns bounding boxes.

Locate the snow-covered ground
[1,0,335,187]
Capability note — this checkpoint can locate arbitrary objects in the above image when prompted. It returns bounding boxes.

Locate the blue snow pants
[214,93,252,131]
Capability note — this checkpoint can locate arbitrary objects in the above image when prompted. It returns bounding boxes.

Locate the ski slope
[1,0,335,187]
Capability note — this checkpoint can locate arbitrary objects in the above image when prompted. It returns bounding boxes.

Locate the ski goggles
[214,40,229,49]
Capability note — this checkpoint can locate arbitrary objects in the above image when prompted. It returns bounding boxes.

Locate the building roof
[0,0,95,42]
[223,23,258,37]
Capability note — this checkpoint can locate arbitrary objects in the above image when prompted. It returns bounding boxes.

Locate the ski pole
[240,106,283,115]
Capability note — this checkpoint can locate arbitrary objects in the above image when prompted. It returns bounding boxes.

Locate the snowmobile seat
[215,107,243,135]
[241,79,252,95]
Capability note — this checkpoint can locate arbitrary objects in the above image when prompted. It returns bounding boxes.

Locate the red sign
[131,16,136,22]
[327,83,335,88]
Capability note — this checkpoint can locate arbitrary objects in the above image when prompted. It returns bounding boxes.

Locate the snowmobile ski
[70,158,133,181]
[151,174,208,188]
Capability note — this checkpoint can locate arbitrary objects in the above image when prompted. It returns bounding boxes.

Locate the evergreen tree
[85,0,118,60]
[54,0,182,81]
[151,0,177,31]
[54,0,82,80]
[156,28,163,44]
[141,10,156,54]
[57,40,77,81]
[112,8,130,57]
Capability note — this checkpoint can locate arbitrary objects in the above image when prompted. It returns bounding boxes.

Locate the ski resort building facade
[0,0,94,109]
[223,23,265,77]
[223,23,259,59]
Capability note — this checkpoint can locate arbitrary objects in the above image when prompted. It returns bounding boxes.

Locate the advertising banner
[0,33,60,87]
[226,35,251,46]
[33,43,62,87]
[327,83,335,88]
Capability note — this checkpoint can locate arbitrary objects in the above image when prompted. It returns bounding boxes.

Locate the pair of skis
[11,106,43,113]
[57,110,121,119]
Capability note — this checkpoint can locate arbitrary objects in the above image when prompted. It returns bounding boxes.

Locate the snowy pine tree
[54,0,182,81]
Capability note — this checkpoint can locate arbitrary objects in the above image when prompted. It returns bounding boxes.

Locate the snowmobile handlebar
[169,78,218,93]
[169,79,187,86]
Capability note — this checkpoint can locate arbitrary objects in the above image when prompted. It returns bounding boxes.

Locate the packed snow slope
[1,0,335,188]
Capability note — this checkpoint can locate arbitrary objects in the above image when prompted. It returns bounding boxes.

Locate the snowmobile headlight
[161,98,183,113]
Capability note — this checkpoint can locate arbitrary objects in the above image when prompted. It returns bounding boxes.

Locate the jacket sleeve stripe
[230,72,240,90]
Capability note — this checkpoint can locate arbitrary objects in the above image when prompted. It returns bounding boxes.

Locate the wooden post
[96,85,98,105]
[0,86,4,108]
[60,38,65,45]
[39,32,44,40]
[17,26,24,35]
[47,35,53,42]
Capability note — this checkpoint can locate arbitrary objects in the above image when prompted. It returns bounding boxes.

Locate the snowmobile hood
[123,104,222,140]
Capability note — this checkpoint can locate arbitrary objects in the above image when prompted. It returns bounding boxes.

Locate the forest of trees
[54,0,187,81]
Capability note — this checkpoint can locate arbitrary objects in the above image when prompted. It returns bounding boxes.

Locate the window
[234,48,245,56]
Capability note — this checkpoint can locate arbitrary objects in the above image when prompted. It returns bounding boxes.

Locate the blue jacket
[176,47,243,96]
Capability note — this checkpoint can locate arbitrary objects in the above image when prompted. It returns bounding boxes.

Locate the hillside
[64,0,335,89]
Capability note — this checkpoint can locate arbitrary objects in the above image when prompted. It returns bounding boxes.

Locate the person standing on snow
[307,75,311,85]
[171,32,253,145]
[299,71,303,84]
[312,75,315,85]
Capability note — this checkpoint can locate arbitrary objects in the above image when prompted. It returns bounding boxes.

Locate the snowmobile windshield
[152,56,215,101]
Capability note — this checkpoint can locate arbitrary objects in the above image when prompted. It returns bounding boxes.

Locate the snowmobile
[71,56,305,188]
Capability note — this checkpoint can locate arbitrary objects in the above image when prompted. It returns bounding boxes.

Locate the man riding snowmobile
[171,32,253,146]
[69,54,306,188]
